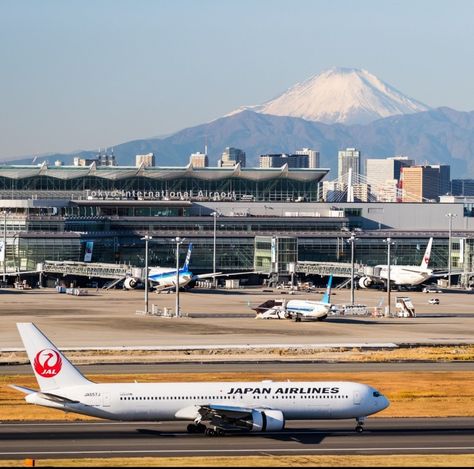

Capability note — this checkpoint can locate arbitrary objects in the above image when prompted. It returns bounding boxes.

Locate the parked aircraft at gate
[12,323,389,435]
[124,243,252,291]
[358,238,440,288]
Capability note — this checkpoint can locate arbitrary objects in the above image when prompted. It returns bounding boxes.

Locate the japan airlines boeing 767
[11,323,389,435]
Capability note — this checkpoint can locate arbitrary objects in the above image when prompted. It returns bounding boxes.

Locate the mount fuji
[4,68,474,178]
[230,67,431,125]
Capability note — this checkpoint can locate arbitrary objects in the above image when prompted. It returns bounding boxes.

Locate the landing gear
[355,417,365,433]
[187,423,206,434]
[204,426,226,437]
[293,313,302,322]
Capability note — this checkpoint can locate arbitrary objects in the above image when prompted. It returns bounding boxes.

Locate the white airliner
[255,276,333,321]
[11,323,389,435]
[124,243,251,291]
[359,238,436,288]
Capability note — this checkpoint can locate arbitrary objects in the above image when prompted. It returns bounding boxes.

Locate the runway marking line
[1,447,474,456]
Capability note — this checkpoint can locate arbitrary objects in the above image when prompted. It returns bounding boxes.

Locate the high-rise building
[74,149,116,167]
[295,148,320,168]
[189,151,209,168]
[136,153,155,167]
[218,147,246,168]
[451,179,474,196]
[431,164,451,196]
[338,148,361,179]
[259,153,309,168]
[365,156,414,202]
[401,165,444,202]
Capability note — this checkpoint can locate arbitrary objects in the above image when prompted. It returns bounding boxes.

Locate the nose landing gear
[355,417,365,433]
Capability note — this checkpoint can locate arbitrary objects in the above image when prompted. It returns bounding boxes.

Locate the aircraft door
[353,390,361,405]
[102,393,111,407]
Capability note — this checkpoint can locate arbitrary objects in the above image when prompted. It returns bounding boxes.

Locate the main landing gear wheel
[204,427,225,437]
[187,423,206,434]
[355,424,364,433]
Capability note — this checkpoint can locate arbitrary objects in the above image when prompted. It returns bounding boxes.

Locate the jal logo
[34,349,62,378]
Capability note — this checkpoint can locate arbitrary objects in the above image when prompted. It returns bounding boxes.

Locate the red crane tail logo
[34,349,62,377]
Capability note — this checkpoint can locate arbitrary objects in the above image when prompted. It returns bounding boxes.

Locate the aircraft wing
[198,403,256,420]
[192,272,223,280]
[192,271,258,281]
[2,271,39,276]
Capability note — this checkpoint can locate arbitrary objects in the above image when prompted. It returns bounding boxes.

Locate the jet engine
[358,276,373,289]
[123,277,139,290]
[249,409,285,432]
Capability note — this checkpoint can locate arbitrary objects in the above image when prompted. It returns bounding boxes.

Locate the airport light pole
[175,236,185,317]
[348,232,356,305]
[2,210,7,284]
[384,237,395,316]
[211,211,218,288]
[446,213,457,288]
[141,235,152,314]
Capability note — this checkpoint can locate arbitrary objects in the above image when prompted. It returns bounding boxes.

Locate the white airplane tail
[420,238,433,271]
[17,323,92,392]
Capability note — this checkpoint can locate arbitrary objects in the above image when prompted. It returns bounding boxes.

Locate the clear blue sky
[1,0,473,159]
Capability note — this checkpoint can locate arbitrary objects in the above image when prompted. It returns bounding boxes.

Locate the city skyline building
[189,151,209,168]
[338,147,361,179]
[295,148,320,168]
[135,153,155,167]
[401,165,443,202]
[259,153,309,168]
[218,147,246,168]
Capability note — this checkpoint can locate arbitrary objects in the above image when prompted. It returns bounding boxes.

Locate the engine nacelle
[358,276,372,289]
[250,409,285,432]
[123,277,139,290]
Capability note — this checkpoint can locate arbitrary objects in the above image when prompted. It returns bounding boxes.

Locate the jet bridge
[37,260,139,284]
[296,261,364,278]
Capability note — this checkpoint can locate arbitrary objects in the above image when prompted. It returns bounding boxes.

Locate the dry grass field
[2,454,474,467]
[1,370,474,421]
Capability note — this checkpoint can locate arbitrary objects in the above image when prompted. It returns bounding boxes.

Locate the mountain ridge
[4,107,474,178]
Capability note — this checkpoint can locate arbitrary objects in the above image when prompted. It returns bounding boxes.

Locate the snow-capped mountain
[231,67,431,125]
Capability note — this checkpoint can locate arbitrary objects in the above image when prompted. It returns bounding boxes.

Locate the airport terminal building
[0,163,473,286]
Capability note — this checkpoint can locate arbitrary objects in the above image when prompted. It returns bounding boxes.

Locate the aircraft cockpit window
[373,391,381,397]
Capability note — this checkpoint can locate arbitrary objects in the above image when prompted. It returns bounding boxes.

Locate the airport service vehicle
[11,323,389,435]
[255,276,333,321]
[428,298,440,305]
[124,243,252,291]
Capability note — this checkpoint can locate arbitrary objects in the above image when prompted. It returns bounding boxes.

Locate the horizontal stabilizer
[9,384,36,394]
[36,391,80,404]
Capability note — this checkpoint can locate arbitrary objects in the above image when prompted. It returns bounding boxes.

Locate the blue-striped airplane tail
[183,243,193,271]
[321,275,333,304]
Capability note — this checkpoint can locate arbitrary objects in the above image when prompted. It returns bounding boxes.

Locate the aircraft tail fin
[16,323,92,392]
[321,275,333,304]
[183,243,193,271]
[420,238,433,270]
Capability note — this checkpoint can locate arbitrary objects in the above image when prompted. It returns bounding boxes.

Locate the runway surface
[2,361,474,375]
[1,418,473,459]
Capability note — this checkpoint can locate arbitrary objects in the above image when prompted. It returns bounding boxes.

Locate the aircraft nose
[378,395,390,411]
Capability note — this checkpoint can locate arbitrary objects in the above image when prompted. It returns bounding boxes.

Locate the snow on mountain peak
[231,67,431,125]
